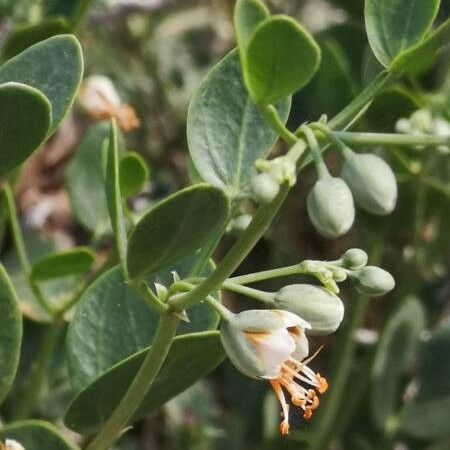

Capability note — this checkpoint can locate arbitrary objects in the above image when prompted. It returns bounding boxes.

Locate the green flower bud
[251,172,280,204]
[354,266,395,297]
[342,248,368,270]
[307,177,355,238]
[274,284,344,336]
[341,153,397,216]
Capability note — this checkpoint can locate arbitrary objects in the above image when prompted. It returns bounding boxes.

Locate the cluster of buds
[217,247,394,435]
[0,440,25,450]
[307,138,397,238]
[396,109,450,153]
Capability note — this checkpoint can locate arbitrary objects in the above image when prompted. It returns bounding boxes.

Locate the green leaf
[67,257,220,391]
[65,331,224,433]
[244,16,321,104]
[390,17,450,74]
[371,297,425,432]
[30,247,95,281]
[126,184,229,280]
[65,123,111,236]
[3,232,78,323]
[401,324,450,439]
[0,34,83,135]
[187,50,290,197]
[0,420,78,450]
[234,0,269,51]
[0,82,51,176]
[365,0,440,68]
[2,17,71,60]
[105,120,127,264]
[0,265,22,405]
[119,151,149,198]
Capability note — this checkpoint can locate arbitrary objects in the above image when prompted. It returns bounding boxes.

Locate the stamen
[270,380,290,435]
[316,374,329,394]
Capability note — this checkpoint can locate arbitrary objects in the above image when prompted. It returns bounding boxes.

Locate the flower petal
[290,327,309,361]
[246,328,295,378]
[273,309,312,330]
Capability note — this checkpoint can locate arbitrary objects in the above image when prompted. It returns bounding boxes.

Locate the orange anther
[280,420,290,435]
[303,409,313,420]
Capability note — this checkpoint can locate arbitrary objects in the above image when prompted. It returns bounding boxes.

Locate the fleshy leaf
[244,16,321,104]
[187,50,290,197]
[64,332,224,433]
[126,184,229,279]
[0,82,51,176]
[0,265,22,405]
[0,34,83,134]
[365,0,440,68]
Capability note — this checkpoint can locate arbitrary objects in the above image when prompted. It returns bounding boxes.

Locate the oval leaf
[106,120,127,263]
[65,123,111,236]
[401,324,450,439]
[119,151,149,198]
[65,331,224,433]
[0,420,77,450]
[30,247,95,281]
[2,17,71,60]
[244,16,321,104]
[370,297,425,432]
[365,0,440,68]
[126,184,229,279]
[67,258,220,391]
[0,34,83,134]
[187,50,290,197]
[234,0,269,51]
[0,265,22,405]
[0,82,51,176]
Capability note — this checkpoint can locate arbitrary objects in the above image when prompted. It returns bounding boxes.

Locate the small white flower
[78,75,139,132]
[220,309,328,435]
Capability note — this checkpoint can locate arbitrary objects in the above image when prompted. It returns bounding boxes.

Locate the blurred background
[0,1,449,449]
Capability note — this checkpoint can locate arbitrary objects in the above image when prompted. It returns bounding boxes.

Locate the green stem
[12,318,64,420]
[221,281,274,304]
[169,184,291,311]
[86,313,180,450]
[227,264,302,285]
[4,183,55,316]
[333,131,449,148]
[328,71,395,130]
[260,105,298,144]
[301,125,330,179]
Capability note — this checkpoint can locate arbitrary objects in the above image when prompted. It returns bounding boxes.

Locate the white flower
[220,309,328,435]
[77,75,139,132]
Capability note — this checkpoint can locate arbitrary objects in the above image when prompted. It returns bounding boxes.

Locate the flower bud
[341,153,397,216]
[229,214,252,234]
[341,248,368,270]
[307,177,355,238]
[354,266,395,297]
[251,172,280,204]
[274,284,344,335]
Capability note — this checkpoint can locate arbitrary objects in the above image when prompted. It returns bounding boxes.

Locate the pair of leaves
[365,0,441,70]
[0,35,83,176]
[234,0,321,105]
